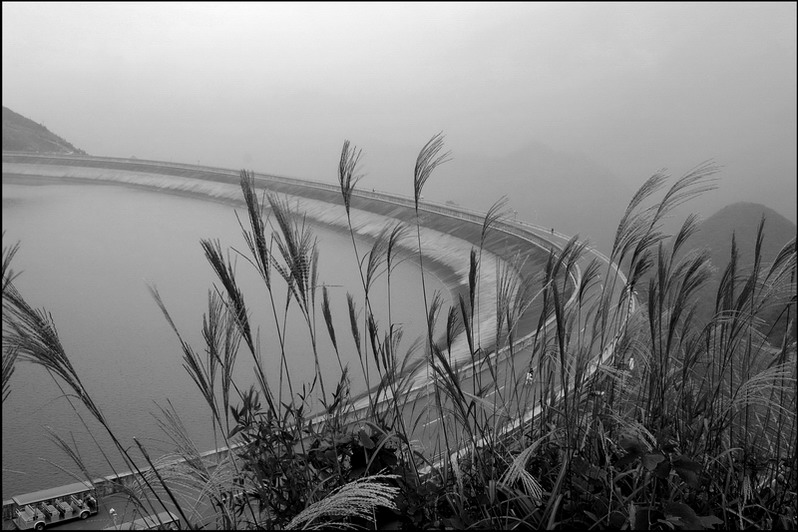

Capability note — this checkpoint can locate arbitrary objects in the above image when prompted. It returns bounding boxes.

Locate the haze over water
[1,180,450,497]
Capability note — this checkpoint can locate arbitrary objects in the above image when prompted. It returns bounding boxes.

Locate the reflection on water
[1,180,449,498]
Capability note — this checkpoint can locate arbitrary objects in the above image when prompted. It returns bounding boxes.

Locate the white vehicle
[10,481,98,530]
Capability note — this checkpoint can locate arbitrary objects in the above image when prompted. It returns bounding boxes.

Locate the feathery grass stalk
[321,284,345,374]
[2,234,21,294]
[379,223,419,442]
[475,197,509,347]
[336,141,380,412]
[133,438,193,527]
[1,237,21,402]
[2,343,17,404]
[267,192,326,401]
[237,172,298,413]
[411,133,456,474]
[198,237,280,417]
[285,474,399,530]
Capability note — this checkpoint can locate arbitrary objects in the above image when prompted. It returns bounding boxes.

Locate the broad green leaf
[642,452,666,471]
[665,502,703,529]
[358,429,375,449]
[673,455,702,487]
[698,515,724,528]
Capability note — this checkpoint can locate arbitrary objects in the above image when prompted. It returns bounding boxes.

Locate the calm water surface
[2,180,447,498]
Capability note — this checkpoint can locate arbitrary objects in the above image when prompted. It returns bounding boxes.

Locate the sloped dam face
[2,154,560,498]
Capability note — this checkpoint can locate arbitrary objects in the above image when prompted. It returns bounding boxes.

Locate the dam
[2,153,626,527]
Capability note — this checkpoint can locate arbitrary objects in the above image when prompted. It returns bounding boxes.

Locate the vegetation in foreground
[2,135,796,530]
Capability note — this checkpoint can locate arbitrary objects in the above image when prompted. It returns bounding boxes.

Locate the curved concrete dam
[2,152,572,386]
[3,152,633,521]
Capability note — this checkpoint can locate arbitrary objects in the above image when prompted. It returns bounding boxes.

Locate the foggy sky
[3,2,796,225]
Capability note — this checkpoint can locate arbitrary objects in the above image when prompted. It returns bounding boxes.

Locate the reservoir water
[2,179,451,498]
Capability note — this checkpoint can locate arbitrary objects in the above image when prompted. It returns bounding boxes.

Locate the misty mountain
[681,202,797,344]
[686,202,796,268]
[2,106,86,155]
[421,141,634,254]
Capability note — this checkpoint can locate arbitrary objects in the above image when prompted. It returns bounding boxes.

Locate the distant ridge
[2,106,86,155]
[684,202,796,344]
[688,202,796,270]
